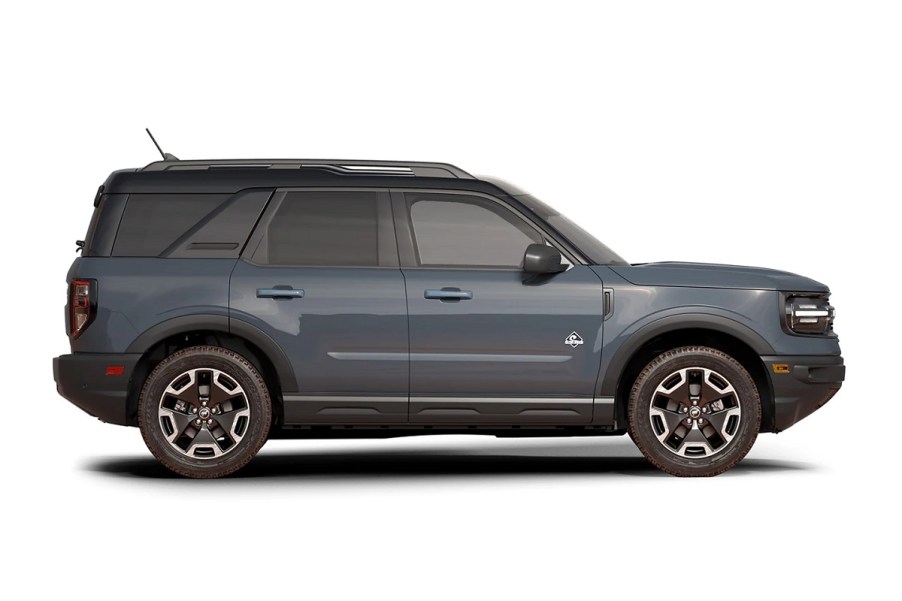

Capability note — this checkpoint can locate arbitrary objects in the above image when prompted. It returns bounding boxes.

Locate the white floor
[6,386,892,599]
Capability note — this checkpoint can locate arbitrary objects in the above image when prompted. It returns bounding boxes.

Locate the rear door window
[251,189,396,267]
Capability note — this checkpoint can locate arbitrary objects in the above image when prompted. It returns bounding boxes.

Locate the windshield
[517,194,627,265]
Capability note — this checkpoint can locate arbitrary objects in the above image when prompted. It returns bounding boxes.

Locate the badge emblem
[565,331,584,348]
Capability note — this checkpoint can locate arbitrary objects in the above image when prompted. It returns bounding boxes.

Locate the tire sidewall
[138,347,271,477]
[628,347,761,476]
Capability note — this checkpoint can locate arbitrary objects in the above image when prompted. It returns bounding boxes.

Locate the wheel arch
[602,315,775,432]
[124,315,296,426]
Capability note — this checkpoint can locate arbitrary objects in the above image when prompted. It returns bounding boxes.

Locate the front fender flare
[598,312,774,398]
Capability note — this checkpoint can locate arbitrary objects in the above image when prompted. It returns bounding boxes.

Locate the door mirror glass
[523,244,566,274]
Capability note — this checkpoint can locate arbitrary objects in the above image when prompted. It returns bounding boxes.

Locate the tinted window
[264,191,382,266]
[408,194,542,268]
[113,194,228,256]
[516,194,627,265]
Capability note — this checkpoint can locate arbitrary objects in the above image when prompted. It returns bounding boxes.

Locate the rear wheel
[138,346,272,478]
[627,346,760,477]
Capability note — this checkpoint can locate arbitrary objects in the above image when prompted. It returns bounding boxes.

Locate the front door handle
[424,288,473,302]
[257,287,305,299]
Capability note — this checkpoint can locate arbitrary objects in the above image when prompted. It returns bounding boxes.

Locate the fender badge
[565,332,584,348]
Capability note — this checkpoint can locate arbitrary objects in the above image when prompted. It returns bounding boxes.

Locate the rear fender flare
[125,314,296,392]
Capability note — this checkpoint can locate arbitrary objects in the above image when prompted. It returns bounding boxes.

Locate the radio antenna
[145,128,179,161]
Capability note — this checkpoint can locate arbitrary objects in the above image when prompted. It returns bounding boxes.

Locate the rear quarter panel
[67,257,236,353]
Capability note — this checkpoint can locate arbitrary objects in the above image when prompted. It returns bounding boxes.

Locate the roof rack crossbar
[142,159,473,179]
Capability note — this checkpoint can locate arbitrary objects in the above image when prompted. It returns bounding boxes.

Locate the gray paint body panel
[612,262,829,292]
[68,257,235,353]
[403,265,605,423]
[230,260,409,423]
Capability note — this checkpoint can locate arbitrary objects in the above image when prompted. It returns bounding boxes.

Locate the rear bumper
[761,354,845,432]
[53,353,141,426]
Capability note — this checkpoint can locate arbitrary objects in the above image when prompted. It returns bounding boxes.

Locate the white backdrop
[1,1,899,599]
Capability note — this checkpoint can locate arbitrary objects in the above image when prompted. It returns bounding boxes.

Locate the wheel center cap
[198,407,211,420]
[688,406,701,419]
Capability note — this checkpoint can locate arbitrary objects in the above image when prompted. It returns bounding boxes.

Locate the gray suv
[53,158,845,478]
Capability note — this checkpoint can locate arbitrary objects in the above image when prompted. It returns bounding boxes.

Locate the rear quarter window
[112,194,229,257]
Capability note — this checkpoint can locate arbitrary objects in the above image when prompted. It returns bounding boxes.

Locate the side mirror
[523,244,566,274]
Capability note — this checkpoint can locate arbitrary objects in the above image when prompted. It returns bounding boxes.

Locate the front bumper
[53,353,141,426]
[761,354,845,432]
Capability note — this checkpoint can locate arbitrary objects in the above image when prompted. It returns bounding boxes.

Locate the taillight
[69,279,96,339]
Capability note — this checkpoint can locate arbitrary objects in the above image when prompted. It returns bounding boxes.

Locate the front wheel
[138,346,272,478]
[627,346,761,477]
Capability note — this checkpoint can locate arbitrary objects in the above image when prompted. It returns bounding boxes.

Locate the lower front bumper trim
[761,354,845,432]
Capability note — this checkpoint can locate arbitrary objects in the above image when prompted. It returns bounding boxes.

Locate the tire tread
[137,345,272,479]
[627,346,761,477]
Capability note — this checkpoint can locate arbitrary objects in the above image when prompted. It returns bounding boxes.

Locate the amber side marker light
[772,363,791,374]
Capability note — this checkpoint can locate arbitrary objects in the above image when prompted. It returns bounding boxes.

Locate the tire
[138,346,272,478]
[627,346,760,477]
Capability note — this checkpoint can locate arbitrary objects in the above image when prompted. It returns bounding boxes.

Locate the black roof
[142,158,474,178]
[103,159,523,196]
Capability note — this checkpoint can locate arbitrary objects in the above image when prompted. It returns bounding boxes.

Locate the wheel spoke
[173,421,202,452]
[658,370,689,399]
[215,394,248,415]
[208,372,241,406]
[663,421,692,451]
[699,370,736,407]
[159,407,196,441]
[213,405,248,436]
[649,392,689,439]
[652,405,686,432]
[675,427,715,456]
[186,427,224,458]
[659,409,687,434]
[163,371,200,406]
[702,407,741,443]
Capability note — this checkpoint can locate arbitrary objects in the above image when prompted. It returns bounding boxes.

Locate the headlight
[784,294,835,335]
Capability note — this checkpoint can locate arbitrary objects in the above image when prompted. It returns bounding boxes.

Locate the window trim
[241,187,399,268]
[391,189,578,270]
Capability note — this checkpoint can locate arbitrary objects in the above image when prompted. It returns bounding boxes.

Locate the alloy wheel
[648,366,742,458]
[157,368,251,459]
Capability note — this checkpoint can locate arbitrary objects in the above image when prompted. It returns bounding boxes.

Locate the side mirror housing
[523,244,566,274]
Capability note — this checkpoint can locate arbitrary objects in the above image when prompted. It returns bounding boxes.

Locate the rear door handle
[424,288,473,301]
[257,287,305,299]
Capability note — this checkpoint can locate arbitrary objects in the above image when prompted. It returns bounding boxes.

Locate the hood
[609,262,829,292]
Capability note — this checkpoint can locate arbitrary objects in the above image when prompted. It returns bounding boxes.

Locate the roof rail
[141,159,474,179]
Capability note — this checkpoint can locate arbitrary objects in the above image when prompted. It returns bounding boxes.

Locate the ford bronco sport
[53,158,845,478]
